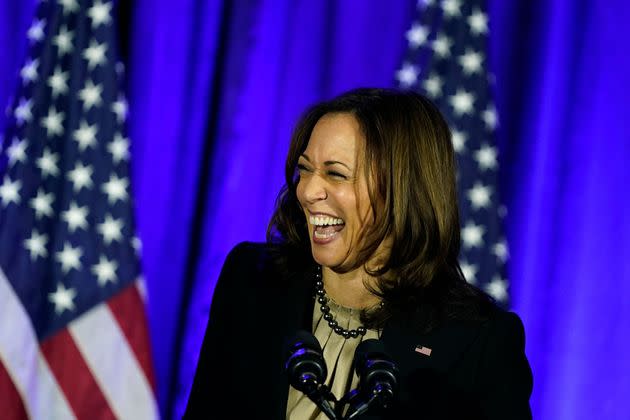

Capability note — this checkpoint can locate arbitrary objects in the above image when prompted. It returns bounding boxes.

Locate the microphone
[344,339,399,419]
[285,331,338,420]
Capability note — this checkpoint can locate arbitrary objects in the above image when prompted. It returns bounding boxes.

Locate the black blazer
[185,242,533,419]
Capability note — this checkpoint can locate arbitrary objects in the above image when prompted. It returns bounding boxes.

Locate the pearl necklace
[314,265,367,339]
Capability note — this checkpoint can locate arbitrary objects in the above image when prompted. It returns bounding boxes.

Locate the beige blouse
[286,298,380,420]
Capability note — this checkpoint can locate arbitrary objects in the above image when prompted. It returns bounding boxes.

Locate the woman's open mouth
[310,215,345,243]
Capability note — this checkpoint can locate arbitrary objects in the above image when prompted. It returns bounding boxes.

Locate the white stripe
[0,268,76,420]
[69,301,159,420]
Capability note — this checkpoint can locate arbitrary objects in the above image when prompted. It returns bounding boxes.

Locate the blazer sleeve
[476,311,533,420]
[183,242,249,417]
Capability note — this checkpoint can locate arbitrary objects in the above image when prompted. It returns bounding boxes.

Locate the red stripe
[107,283,157,391]
[40,330,117,420]
[0,359,28,420]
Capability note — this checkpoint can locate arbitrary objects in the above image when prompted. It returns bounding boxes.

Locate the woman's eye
[328,171,347,180]
[297,163,310,172]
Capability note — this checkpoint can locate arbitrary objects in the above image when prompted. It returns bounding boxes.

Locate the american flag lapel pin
[414,345,432,357]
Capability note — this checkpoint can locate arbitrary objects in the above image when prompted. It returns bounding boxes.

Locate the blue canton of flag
[0,1,158,418]
[396,0,509,305]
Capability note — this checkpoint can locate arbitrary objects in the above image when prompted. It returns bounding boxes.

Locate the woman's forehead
[303,113,364,163]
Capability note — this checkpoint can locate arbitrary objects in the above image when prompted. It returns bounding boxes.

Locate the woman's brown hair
[268,88,493,332]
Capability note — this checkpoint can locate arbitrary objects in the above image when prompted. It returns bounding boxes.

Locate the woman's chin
[310,245,344,268]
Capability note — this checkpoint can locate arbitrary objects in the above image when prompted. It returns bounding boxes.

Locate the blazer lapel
[270,267,316,419]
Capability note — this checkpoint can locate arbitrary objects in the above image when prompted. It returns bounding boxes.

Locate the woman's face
[296,113,372,269]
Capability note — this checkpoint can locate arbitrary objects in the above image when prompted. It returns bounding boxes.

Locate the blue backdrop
[1,1,628,419]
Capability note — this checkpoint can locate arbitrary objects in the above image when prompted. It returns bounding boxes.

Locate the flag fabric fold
[0,1,158,418]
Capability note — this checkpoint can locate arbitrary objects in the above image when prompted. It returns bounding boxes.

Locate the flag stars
[451,129,466,153]
[108,134,130,163]
[459,260,478,284]
[20,59,39,84]
[14,98,33,125]
[48,67,69,98]
[37,148,60,177]
[467,182,492,210]
[482,106,498,130]
[30,189,55,219]
[67,162,94,192]
[88,1,113,28]
[92,256,118,286]
[55,242,83,274]
[0,177,22,206]
[132,236,142,256]
[493,240,509,262]
[458,50,483,75]
[423,74,442,98]
[432,34,452,58]
[78,80,103,111]
[485,276,508,302]
[73,120,98,151]
[417,0,434,7]
[48,283,77,314]
[461,221,485,248]
[468,9,489,36]
[98,214,123,244]
[7,137,27,166]
[396,63,420,87]
[61,202,89,232]
[406,23,429,48]
[474,144,498,171]
[24,230,49,261]
[112,96,128,123]
[27,19,46,43]
[41,107,65,137]
[449,89,475,116]
[59,0,79,15]
[442,0,461,18]
[102,175,129,204]
[83,40,107,69]
[53,26,73,56]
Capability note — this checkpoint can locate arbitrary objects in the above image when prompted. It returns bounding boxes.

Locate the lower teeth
[314,230,338,239]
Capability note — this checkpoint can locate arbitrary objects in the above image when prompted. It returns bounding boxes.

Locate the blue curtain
[490,1,630,418]
[1,1,628,419]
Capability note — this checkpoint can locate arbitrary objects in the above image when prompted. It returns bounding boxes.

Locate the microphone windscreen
[284,330,327,392]
[354,339,385,370]
[284,330,322,359]
[355,338,386,357]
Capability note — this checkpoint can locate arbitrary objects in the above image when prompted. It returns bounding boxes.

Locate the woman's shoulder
[220,241,309,284]
[218,242,274,280]
[224,241,270,261]
[475,305,526,344]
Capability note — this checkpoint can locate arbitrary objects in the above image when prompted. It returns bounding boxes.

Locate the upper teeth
[310,216,344,226]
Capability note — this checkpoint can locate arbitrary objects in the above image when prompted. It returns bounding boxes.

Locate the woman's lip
[312,226,343,244]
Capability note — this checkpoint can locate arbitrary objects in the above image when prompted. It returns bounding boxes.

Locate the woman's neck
[322,266,380,309]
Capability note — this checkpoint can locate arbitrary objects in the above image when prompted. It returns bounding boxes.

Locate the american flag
[396,0,509,305]
[0,1,159,418]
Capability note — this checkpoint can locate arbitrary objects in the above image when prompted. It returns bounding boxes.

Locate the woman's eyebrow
[300,153,352,171]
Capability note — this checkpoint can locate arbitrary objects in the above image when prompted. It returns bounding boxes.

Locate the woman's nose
[301,173,328,203]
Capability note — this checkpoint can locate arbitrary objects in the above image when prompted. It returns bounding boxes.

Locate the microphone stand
[297,373,339,420]
[335,382,395,420]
